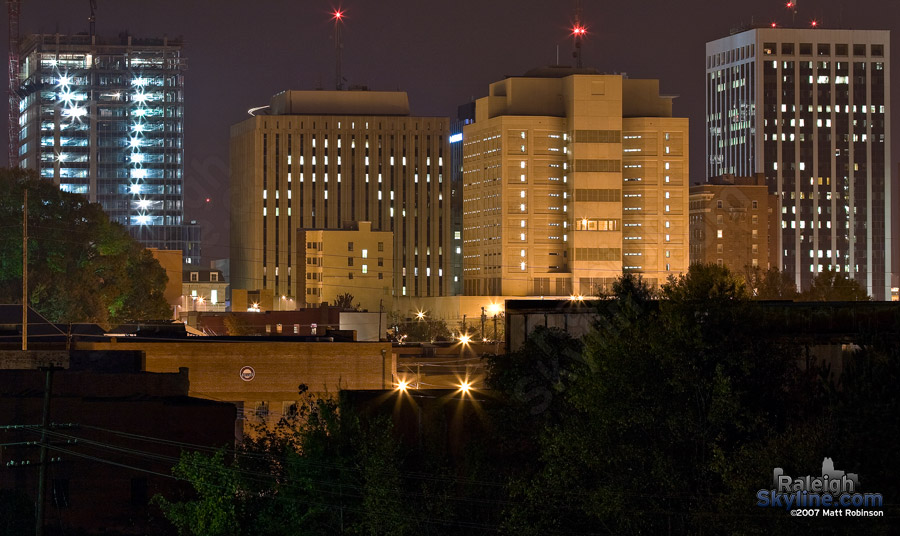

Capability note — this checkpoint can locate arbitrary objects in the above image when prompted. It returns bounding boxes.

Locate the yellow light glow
[459,381,472,393]
[486,303,503,316]
[415,310,426,320]
[396,379,409,391]
[459,334,471,345]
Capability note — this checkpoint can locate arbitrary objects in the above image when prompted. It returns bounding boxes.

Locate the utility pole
[480,306,485,340]
[22,188,27,351]
[35,366,55,536]
[378,298,383,341]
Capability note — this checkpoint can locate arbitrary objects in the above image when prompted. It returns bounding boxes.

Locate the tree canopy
[0,168,171,325]
[799,267,870,301]
[744,265,800,300]
[153,266,899,534]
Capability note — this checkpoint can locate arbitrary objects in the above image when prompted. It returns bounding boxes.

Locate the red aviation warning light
[811,20,818,27]
[771,22,777,28]
[571,24,586,37]
[332,9,344,21]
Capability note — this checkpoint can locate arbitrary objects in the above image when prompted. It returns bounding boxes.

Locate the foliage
[155,391,417,535]
[0,168,170,326]
[744,266,799,300]
[502,264,824,534]
[153,449,241,536]
[333,292,360,311]
[155,265,899,535]
[222,314,254,336]
[663,262,751,301]
[799,267,870,301]
[402,317,452,342]
[827,343,900,508]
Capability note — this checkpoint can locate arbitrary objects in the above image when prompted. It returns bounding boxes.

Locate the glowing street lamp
[459,381,472,394]
[415,310,426,321]
[396,379,409,392]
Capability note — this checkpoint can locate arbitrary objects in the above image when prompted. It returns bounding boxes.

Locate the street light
[415,310,426,321]
[396,379,409,392]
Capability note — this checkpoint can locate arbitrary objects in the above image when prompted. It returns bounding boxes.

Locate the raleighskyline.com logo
[756,458,884,517]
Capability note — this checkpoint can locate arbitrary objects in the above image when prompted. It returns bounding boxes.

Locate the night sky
[3,0,898,267]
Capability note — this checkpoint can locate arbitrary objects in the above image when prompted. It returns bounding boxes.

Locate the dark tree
[799,268,870,301]
[744,266,799,300]
[332,291,360,311]
[502,265,824,534]
[0,168,170,325]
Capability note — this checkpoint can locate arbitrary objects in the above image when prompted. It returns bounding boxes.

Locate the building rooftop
[251,90,411,117]
[21,32,184,49]
[518,65,601,78]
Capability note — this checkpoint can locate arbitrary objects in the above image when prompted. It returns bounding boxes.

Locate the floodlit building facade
[706,27,891,299]
[16,33,195,255]
[231,90,451,308]
[297,221,393,312]
[462,67,689,296]
[689,173,778,271]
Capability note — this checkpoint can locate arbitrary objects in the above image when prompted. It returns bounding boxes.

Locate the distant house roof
[0,305,65,337]
[183,269,226,283]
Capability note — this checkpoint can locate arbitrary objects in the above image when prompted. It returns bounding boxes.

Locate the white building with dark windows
[16,33,197,258]
[706,27,891,299]
[182,269,228,313]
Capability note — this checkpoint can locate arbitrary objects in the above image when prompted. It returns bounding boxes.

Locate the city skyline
[1,0,898,272]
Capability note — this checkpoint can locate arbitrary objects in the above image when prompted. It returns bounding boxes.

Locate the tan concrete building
[231,90,451,308]
[689,174,778,271]
[462,67,688,296]
[148,248,183,318]
[298,221,393,311]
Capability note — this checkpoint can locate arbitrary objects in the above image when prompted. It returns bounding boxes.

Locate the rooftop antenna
[571,0,586,68]
[786,1,798,26]
[331,7,345,90]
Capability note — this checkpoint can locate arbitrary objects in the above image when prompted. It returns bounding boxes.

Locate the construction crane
[8,0,21,166]
[88,0,97,40]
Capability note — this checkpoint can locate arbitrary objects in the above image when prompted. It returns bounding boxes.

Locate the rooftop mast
[571,0,586,68]
[332,8,345,90]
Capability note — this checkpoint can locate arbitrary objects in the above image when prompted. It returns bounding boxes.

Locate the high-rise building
[230,90,451,307]
[462,67,689,297]
[706,27,891,299]
[448,102,475,296]
[16,33,190,254]
[689,173,778,271]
